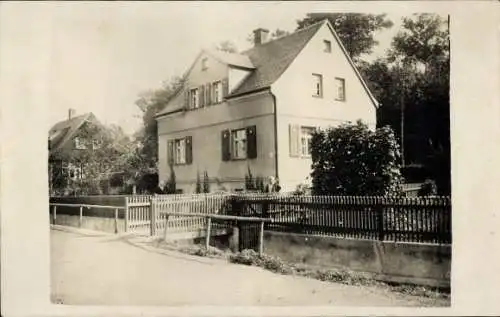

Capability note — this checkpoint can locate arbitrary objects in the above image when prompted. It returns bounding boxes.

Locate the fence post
[377,205,384,241]
[124,197,129,233]
[164,215,170,241]
[258,220,264,256]
[114,208,118,234]
[52,205,57,225]
[205,216,212,250]
[150,197,156,236]
[79,206,83,228]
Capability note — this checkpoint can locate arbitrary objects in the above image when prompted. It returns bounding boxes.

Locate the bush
[310,121,404,196]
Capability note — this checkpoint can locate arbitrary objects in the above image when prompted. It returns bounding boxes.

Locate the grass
[148,239,450,301]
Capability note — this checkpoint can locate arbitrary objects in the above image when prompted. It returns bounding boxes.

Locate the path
[51,227,444,306]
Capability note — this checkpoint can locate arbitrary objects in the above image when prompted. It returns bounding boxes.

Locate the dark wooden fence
[229,194,451,249]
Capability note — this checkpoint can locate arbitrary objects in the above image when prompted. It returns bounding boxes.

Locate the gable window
[74,137,87,150]
[212,81,223,104]
[312,74,323,97]
[201,57,208,71]
[335,77,346,101]
[300,127,315,156]
[221,126,257,161]
[323,40,332,53]
[168,136,193,166]
[289,124,316,158]
[189,88,199,108]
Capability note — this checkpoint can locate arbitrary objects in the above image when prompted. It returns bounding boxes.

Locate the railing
[50,203,125,234]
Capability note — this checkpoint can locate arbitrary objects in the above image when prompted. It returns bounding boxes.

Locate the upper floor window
[201,58,208,71]
[189,88,199,108]
[74,137,87,150]
[212,81,223,104]
[335,77,346,101]
[92,139,101,150]
[312,74,323,97]
[323,40,332,53]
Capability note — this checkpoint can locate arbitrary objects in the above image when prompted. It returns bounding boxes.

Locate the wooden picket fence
[51,193,452,247]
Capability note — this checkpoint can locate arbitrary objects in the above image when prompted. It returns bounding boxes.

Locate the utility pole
[400,65,405,168]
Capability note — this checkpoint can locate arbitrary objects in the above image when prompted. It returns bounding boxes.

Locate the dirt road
[51,227,445,306]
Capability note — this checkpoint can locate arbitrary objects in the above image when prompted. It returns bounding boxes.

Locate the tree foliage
[216,40,239,53]
[310,121,403,196]
[359,13,450,194]
[296,13,393,61]
[133,77,184,173]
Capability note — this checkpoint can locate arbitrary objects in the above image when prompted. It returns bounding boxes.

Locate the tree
[296,13,393,61]
[310,121,404,196]
[215,40,238,53]
[357,14,450,194]
[195,171,202,194]
[134,77,184,175]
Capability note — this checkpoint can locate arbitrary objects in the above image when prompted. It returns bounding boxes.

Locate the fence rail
[230,194,451,244]
[50,193,451,245]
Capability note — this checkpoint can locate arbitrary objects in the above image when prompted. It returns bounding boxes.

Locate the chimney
[68,108,76,120]
[253,28,269,46]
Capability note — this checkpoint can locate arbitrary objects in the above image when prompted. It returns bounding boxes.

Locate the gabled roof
[156,19,378,117]
[48,112,97,154]
[229,21,323,97]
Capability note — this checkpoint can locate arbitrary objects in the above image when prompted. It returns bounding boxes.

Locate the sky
[46,2,413,135]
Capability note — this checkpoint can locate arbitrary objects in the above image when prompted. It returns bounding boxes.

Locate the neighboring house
[155,19,378,193]
[48,109,106,194]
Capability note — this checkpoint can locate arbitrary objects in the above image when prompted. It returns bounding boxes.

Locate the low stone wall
[263,231,451,288]
[52,214,126,234]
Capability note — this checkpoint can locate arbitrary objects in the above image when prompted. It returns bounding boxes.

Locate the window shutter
[167,140,174,165]
[221,129,231,161]
[199,85,205,107]
[222,77,229,99]
[246,125,257,159]
[185,136,193,164]
[206,83,212,106]
[205,83,209,106]
[184,89,190,109]
[289,124,300,157]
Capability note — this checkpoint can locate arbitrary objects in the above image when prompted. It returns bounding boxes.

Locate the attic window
[323,40,332,53]
[335,77,346,101]
[202,58,208,71]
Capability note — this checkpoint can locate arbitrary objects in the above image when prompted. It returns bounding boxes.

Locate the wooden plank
[205,217,211,249]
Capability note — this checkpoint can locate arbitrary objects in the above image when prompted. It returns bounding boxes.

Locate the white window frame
[174,138,186,164]
[92,139,101,150]
[323,40,332,53]
[335,77,346,101]
[312,74,323,98]
[64,163,83,180]
[74,137,87,150]
[190,88,199,108]
[231,128,247,160]
[201,57,208,71]
[212,81,222,104]
[300,127,314,157]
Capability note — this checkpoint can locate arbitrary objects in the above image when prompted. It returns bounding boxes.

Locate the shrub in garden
[195,171,202,194]
[203,171,210,193]
[310,120,404,196]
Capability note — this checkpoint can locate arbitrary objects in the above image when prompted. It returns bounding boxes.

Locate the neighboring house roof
[48,113,97,155]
